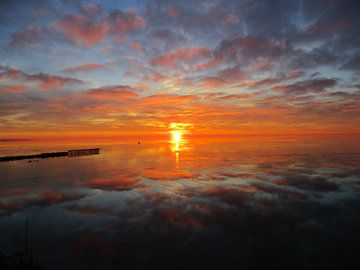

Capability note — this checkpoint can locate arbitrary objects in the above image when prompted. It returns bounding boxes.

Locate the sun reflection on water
[170,130,185,151]
[170,129,188,166]
[172,131,181,144]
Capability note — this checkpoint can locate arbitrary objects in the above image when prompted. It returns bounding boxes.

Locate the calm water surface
[1,136,360,269]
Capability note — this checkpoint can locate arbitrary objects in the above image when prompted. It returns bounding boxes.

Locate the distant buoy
[138,141,141,144]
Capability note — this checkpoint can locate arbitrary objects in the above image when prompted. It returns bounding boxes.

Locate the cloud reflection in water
[0,136,360,269]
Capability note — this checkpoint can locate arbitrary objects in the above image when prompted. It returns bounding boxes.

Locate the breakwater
[0,148,100,162]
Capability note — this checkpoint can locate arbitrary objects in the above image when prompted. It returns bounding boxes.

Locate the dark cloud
[10,26,43,47]
[215,35,285,63]
[0,188,88,216]
[272,79,337,95]
[341,55,360,71]
[275,175,340,192]
[149,28,188,51]
[108,9,146,35]
[0,67,83,90]
[88,177,141,191]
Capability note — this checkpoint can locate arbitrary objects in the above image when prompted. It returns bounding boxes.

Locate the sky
[0,0,359,138]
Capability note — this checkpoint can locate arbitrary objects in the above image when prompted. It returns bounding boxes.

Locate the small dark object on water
[138,141,141,144]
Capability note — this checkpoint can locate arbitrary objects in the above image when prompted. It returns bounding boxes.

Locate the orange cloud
[131,42,144,53]
[110,10,146,33]
[194,55,224,71]
[89,177,140,190]
[0,85,27,93]
[150,47,211,68]
[166,4,180,18]
[1,71,359,137]
[142,169,196,180]
[53,14,109,47]
[86,86,139,101]
[139,94,197,106]
[132,84,150,91]
[64,61,116,73]
[201,77,229,88]
[0,68,23,80]
[64,62,105,73]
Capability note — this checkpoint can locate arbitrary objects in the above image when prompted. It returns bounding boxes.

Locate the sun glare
[172,131,182,143]
[170,123,189,154]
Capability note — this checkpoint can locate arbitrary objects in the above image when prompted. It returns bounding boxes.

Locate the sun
[172,131,182,143]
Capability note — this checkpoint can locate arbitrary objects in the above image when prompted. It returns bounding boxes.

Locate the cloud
[150,47,211,69]
[0,188,88,215]
[109,9,146,34]
[63,61,116,73]
[0,84,27,93]
[165,4,180,18]
[201,77,229,88]
[132,84,150,91]
[138,94,197,107]
[89,177,140,191]
[65,205,117,217]
[0,68,23,80]
[28,73,83,90]
[0,67,83,90]
[10,26,43,47]
[79,3,101,15]
[341,56,360,71]
[86,85,140,101]
[222,14,239,27]
[271,79,337,95]
[238,70,304,89]
[193,55,224,72]
[216,35,284,62]
[4,187,28,196]
[53,14,109,47]
[149,28,188,50]
[142,169,196,181]
[131,42,144,53]
[215,66,247,82]
[275,175,339,192]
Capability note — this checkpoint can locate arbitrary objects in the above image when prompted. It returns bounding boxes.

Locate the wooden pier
[68,148,100,157]
[0,148,101,162]
[0,151,68,162]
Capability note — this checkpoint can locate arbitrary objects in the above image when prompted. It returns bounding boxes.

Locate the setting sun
[172,131,182,143]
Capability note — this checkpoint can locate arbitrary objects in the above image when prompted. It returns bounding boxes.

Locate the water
[0,135,360,269]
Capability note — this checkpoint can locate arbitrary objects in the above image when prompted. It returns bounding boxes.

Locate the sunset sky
[0,0,359,138]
